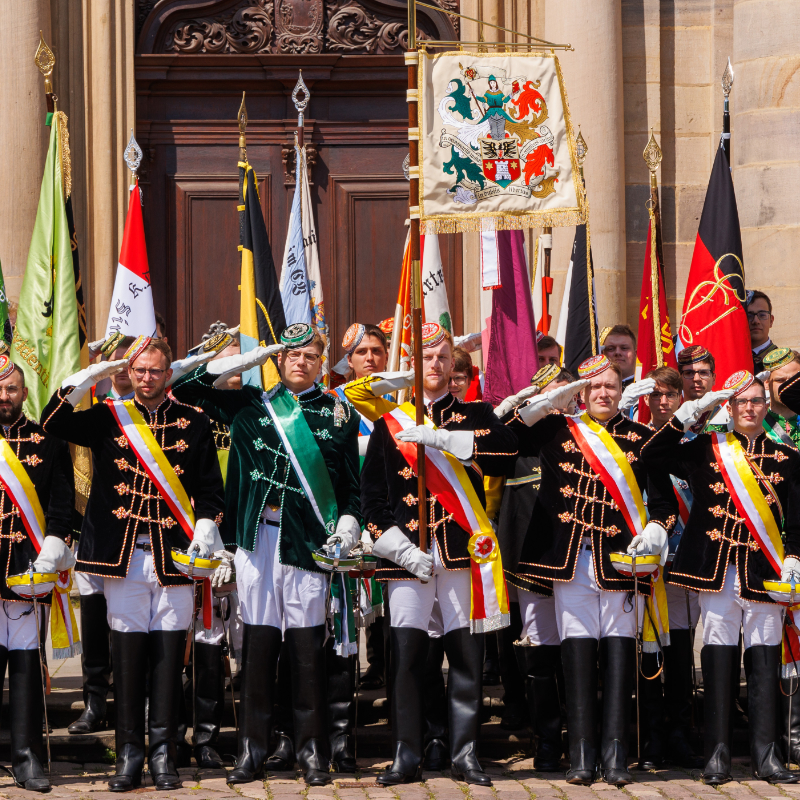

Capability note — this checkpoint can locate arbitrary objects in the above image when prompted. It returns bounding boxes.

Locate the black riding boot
[377,627,428,786]
[445,628,490,786]
[108,631,148,792]
[562,638,598,784]
[637,651,665,770]
[599,637,635,785]
[663,628,702,767]
[498,604,527,730]
[361,610,386,690]
[515,644,563,772]
[265,642,295,771]
[228,624,282,784]
[148,631,187,790]
[8,649,48,793]
[423,636,449,770]
[746,645,800,783]
[782,675,800,766]
[701,644,737,785]
[327,640,356,773]
[192,642,225,769]
[285,625,331,786]
[69,594,111,734]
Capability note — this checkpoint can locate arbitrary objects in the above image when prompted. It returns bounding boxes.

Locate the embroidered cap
[0,355,16,382]
[123,335,152,365]
[531,363,561,389]
[677,344,712,367]
[764,347,794,372]
[280,322,315,350]
[378,318,394,340]
[577,354,612,380]
[535,330,544,345]
[421,322,446,349]
[723,369,755,397]
[342,323,366,355]
[100,331,125,357]
[201,331,234,355]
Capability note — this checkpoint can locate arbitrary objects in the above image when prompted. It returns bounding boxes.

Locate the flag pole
[406,1,427,560]
[293,71,309,150]
[238,92,248,165]
[721,57,734,165]
[541,227,553,335]
[34,32,56,117]
[124,130,143,193]
[643,129,664,367]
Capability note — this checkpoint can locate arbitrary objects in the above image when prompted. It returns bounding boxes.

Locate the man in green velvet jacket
[170,322,361,787]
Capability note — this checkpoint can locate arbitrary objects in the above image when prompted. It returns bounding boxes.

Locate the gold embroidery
[405,519,419,531]
[448,413,466,423]
[215,512,224,526]
[21,455,42,467]
[177,418,190,429]
[711,506,725,518]
[367,522,383,537]
[625,451,637,464]
[560,486,574,498]
[112,507,129,519]
[558,511,573,523]
[605,525,621,537]
[474,429,491,437]
[559,462,574,473]
[114,435,129,448]
[711,463,721,472]
[765,472,783,484]
[402,493,419,506]
[29,433,44,444]
[162,518,176,528]
[399,466,414,479]
[115,483,129,496]
[773,451,789,462]
[562,441,577,453]
[115,458,129,471]
[174,465,184,475]
[711,482,726,494]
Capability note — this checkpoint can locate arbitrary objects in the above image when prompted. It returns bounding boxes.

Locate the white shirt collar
[753,338,773,355]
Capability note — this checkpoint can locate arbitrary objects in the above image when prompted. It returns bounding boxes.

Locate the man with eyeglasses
[42,336,225,792]
[642,371,800,786]
[677,345,719,433]
[169,322,361,787]
[747,291,778,374]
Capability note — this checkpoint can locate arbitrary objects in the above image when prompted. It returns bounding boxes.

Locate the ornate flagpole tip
[643,128,662,175]
[124,129,143,177]
[403,153,410,181]
[575,126,588,168]
[34,31,55,93]
[238,92,248,135]
[292,71,310,114]
[722,57,734,97]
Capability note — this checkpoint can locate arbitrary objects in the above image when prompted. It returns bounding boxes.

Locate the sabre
[188,552,199,748]
[353,566,362,765]
[685,589,698,725]
[323,542,342,643]
[633,554,641,767]
[218,593,238,734]
[27,562,51,774]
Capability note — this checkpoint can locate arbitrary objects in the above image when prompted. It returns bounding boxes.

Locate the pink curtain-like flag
[482,230,539,406]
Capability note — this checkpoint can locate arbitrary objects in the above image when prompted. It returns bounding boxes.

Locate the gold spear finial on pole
[34,31,56,113]
[575,125,588,182]
[643,128,662,190]
[238,92,248,163]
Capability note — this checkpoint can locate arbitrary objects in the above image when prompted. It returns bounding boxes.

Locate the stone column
[0,1,53,306]
[733,0,800,348]
[82,0,136,338]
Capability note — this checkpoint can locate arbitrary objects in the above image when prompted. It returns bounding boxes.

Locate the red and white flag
[104,180,157,339]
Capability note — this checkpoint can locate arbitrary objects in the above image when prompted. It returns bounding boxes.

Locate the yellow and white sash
[566,413,669,650]
[0,439,81,659]
[384,403,509,633]
[711,431,784,575]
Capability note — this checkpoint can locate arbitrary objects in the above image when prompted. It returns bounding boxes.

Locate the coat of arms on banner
[418,52,586,234]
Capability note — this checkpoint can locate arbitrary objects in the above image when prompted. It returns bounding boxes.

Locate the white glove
[756,370,770,383]
[674,390,734,431]
[61,359,129,407]
[619,378,656,414]
[395,425,474,462]
[518,381,588,426]
[33,536,76,574]
[454,333,482,353]
[369,371,416,396]
[371,526,433,580]
[87,338,106,358]
[211,550,235,588]
[494,385,541,418]
[781,557,800,585]
[206,344,284,388]
[166,350,218,387]
[360,528,374,554]
[187,518,224,559]
[627,521,669,565]
[325,514,360,558]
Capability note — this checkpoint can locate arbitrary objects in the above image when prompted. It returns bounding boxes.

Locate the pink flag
[482,230,539,407]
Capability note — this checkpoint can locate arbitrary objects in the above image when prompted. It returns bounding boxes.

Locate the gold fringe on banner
[420,207,585,235]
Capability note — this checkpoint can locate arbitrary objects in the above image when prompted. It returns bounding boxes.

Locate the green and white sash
[262,385,338,535]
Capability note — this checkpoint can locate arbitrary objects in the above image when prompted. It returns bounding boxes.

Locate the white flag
[421,234,452,332]
[532,235,544,328]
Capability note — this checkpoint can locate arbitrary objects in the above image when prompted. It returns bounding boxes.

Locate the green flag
[0,260,11,347]
[11,113,80,419]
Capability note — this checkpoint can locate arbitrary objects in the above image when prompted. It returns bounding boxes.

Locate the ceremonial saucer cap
[342,323,366,355]
[100,331,125,357]
[723,370,755,397]
[421,322,446,349]
[201,331,234,355]
[0,355,15,382]
[123,335,152,364]
[764,347,794,372]
[677,345,711,367]
[280,322,315,349]
[378,318,394,340]
[531,363,561,389]
[577,354,612,380]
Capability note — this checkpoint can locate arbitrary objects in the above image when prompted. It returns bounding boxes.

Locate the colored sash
[107,400,214,629]
[566,413,669,649]
[763,412,798,450]
[671,476,692,530]
[384,403,509,633]
[263,386,338,535]
[0,439,81,659]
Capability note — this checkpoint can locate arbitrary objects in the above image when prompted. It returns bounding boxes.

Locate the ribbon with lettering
[384,403,509,633]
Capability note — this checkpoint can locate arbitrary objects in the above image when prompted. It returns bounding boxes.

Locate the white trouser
[518,588,560,646]
[700,563,782,648]
[234,522,327,631]
[75,571,104,596]
[388,540,471,634]
[0,601,43,650]
[104,539,193,633]
[193,594,225,645]
[553,545,642,640]
[666,583,700,631]
[428,598,445,638]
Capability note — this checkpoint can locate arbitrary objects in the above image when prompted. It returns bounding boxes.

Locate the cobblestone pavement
[1,757,797,800]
